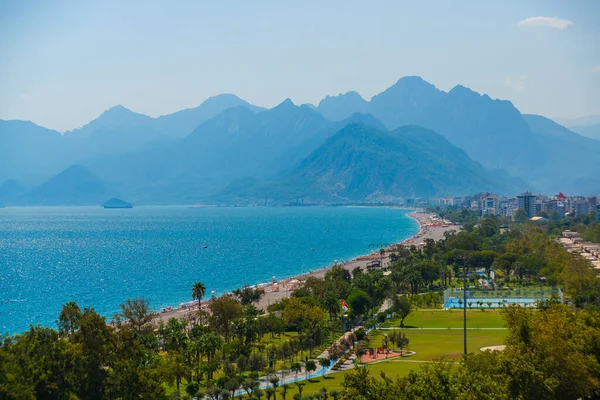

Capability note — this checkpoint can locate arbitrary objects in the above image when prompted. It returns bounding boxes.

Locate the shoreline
[154,210,459,323]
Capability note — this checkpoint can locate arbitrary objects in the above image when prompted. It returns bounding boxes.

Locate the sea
[0,206,418,334]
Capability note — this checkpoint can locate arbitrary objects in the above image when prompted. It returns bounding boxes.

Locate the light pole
[462,254,469,355]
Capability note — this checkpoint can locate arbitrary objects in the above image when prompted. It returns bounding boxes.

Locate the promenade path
[239,298,393,394]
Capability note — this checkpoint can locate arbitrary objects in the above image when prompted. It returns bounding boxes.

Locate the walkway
[236,298,393,395]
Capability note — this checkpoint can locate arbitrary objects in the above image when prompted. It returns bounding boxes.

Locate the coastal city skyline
[412,191,600,221]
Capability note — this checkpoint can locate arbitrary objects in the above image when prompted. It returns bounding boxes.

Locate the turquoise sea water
[0,206,417,334]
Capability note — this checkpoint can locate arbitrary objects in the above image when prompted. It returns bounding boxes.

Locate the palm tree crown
[192,281,206,309]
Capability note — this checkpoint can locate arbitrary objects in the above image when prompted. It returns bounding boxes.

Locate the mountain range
[553,115,600,141]
[224,124,524,203]
[318,77,544,176]
[1,77,599,205]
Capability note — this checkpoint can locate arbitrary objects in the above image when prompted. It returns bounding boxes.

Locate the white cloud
[505,76,526,92]
[518,16,573,30]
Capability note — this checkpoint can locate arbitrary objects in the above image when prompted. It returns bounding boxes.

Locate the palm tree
[318,358,331,377]
[281,383,290,399]
[192,281,206,310]
[296,382,305,397]
[269,375,280,400]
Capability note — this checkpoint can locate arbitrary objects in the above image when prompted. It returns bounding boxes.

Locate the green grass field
[282,328,509,397]
[380,309,506,329]
[298,309,508,396]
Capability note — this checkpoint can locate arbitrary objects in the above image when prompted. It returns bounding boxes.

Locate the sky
[1,0,599,132]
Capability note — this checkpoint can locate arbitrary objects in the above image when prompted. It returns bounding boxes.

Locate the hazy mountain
[64,105,169,157]
[0,179,26,205]
[422,85,543,175]
[317,91,368,121]
[568,123,600,141]
[334,113,387,132]
[5,77,597,205]
[2,96,265,184]
[84,100,334,204]
[65,105,156,139]
[523,115,600,194]
[61,96,265,160]
[248,124,523,203]
[0,120,73,180]
[554,115,600,128]
[182,99,333,182]
[301,103,318,111]
[315,77,542,177]
[368,76,444,128]
[154,94,265,138]
[23,165,108,206]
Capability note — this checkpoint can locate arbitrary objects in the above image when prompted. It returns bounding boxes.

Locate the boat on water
[101,198,133,209]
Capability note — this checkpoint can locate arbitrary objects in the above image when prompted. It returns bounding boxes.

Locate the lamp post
[462,254,469,355]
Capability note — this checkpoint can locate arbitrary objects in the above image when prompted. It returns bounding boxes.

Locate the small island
[101,198,133,209]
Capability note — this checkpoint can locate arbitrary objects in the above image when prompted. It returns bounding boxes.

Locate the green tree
[192,281,206,310]
[209,295,244,343]
[478,215,501,237]
[305,360,316,379]
[2,326,77,398]
[269,375,280,400]
[113,297,155,336]
[392,296,411,328]
[394,332,409,355]
[197,332,222,379]
[75,307,113,399]
[242,378,260,399]
[265,386,275,400]
[233,285,266,305]
[291,362,302,380]
[318,358,330,376]
[164,350,190,394]
[348,288,370,318]
[514,208,528,223]
[501,303,600,399]
[281,383,290,399]
[160,317,187,352]
[57,300,82,337]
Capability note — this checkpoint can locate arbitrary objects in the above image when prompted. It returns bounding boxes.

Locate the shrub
[354,328,366,341]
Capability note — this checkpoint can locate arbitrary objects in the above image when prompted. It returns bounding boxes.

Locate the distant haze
[1,0,599,131]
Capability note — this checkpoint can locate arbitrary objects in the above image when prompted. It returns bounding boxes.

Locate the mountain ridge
[223,123,525,203]
[2,76,597,204]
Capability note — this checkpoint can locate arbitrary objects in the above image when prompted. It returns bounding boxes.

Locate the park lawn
[300,327,508,396]
[380,309,506,329]
[179,310,508,397]
[288,374,346,397]
[368,329,508,361]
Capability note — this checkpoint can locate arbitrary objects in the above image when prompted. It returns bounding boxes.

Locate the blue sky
[1,0,599,131]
